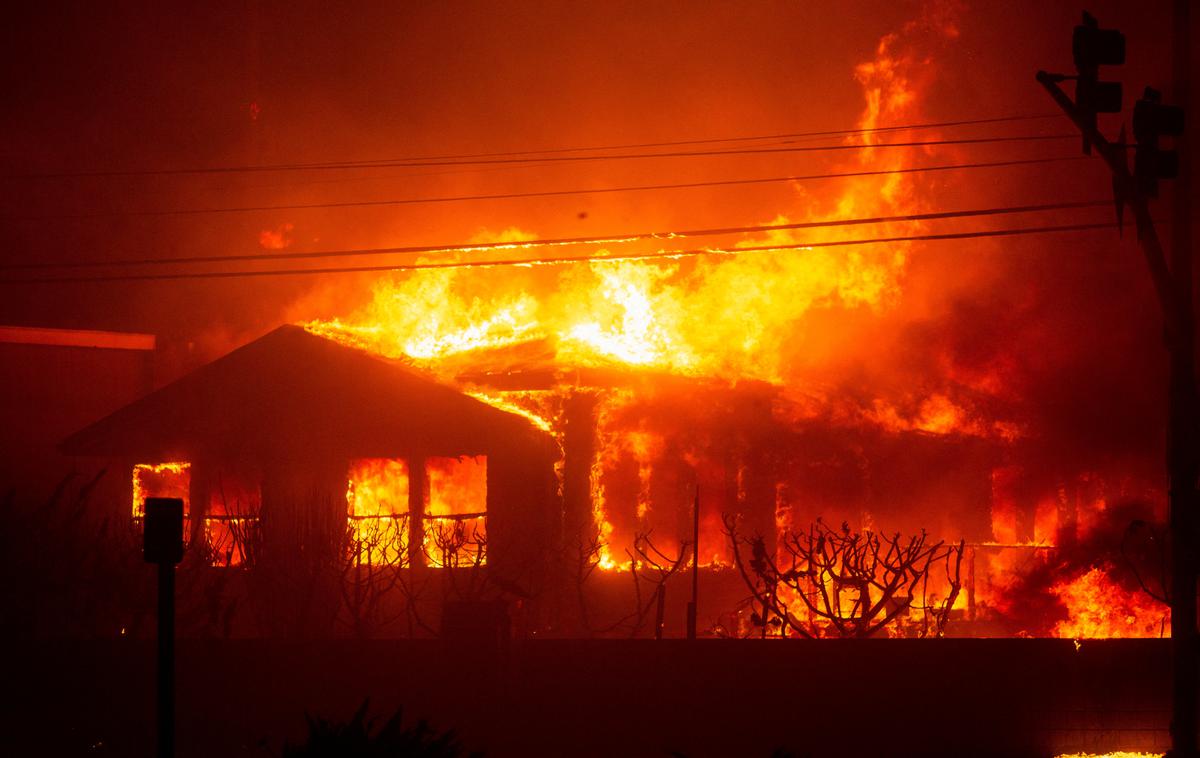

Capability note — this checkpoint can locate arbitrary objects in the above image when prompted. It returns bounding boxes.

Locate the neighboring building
[0,325,155,499]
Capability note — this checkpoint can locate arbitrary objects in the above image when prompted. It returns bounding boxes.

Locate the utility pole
[1037,8,1195,756]
[1168,1,1196,755]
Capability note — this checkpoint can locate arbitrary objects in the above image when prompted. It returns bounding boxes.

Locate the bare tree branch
[725,515,964,638]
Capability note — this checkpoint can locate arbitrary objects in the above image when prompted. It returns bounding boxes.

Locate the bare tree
[337,511,532,639]
[426,518,541,631]
[425,517,485,569]
[0,471,247,640]
[625,532,690,639]
[562,527,639,637]
[426,517,491,605]
[0,471,156,639]
[245,493,344,639]
[724,515,964,638]
[337,512,430,638]
[558,527,692,639]
[204,485,261,570]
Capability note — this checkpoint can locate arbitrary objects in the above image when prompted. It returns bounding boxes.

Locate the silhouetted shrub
[283,700,479,758]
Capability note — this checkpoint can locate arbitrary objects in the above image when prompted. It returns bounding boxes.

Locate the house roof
[61,324,552,461]
[0,325,156,351]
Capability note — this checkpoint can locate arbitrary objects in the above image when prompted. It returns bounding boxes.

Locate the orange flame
[346,458,410,565]
[294,7,1003,577]
[1051,566,1168,639]
[1054,753,1164,758]
[132,462,190,518]
[345,457,488,567]
[424,455,488,568]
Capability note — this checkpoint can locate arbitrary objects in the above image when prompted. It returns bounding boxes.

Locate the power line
[242,113,1063,167]
[206,155,590,192]
[0,221,1123,285]
[9,132,1076,179]
[4,113,1057,181]
[2,200,1110,272]
[11,155,1090,220]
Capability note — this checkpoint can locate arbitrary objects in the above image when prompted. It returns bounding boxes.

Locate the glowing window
[346,458,411,566]
[132,463,191,540]
[205,472,261,568]
[425,456,487,568]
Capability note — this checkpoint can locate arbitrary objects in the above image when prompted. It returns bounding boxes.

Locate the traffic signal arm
[1037,70,1181,332]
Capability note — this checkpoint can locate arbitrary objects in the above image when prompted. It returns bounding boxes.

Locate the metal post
[143,496,182,758]
[686,487,699,640]
[157,561,175,758]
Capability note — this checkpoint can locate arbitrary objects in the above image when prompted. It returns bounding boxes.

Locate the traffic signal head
[1073,12,1126,72]
[1133,89,1185,141]
[1133,88,1186,197]
[1071,12,1125,154]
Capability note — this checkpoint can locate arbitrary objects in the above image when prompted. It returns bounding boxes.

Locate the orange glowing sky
[0,1,1180,347]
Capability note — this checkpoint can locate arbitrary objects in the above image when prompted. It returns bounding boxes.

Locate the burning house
[60,316,1020,639]
[52,312,997,637]
[7,0,1197,753]
[46,2,1171,643]
[61,325,562,632]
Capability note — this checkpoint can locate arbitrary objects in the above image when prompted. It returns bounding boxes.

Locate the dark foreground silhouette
[284,700,479,758]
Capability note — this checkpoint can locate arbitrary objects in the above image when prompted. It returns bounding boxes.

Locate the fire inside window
[132,461,191,529]
[346,456,486,568]
[205,472,261,568]
[346,458,411,566]
[132,463,261,567]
